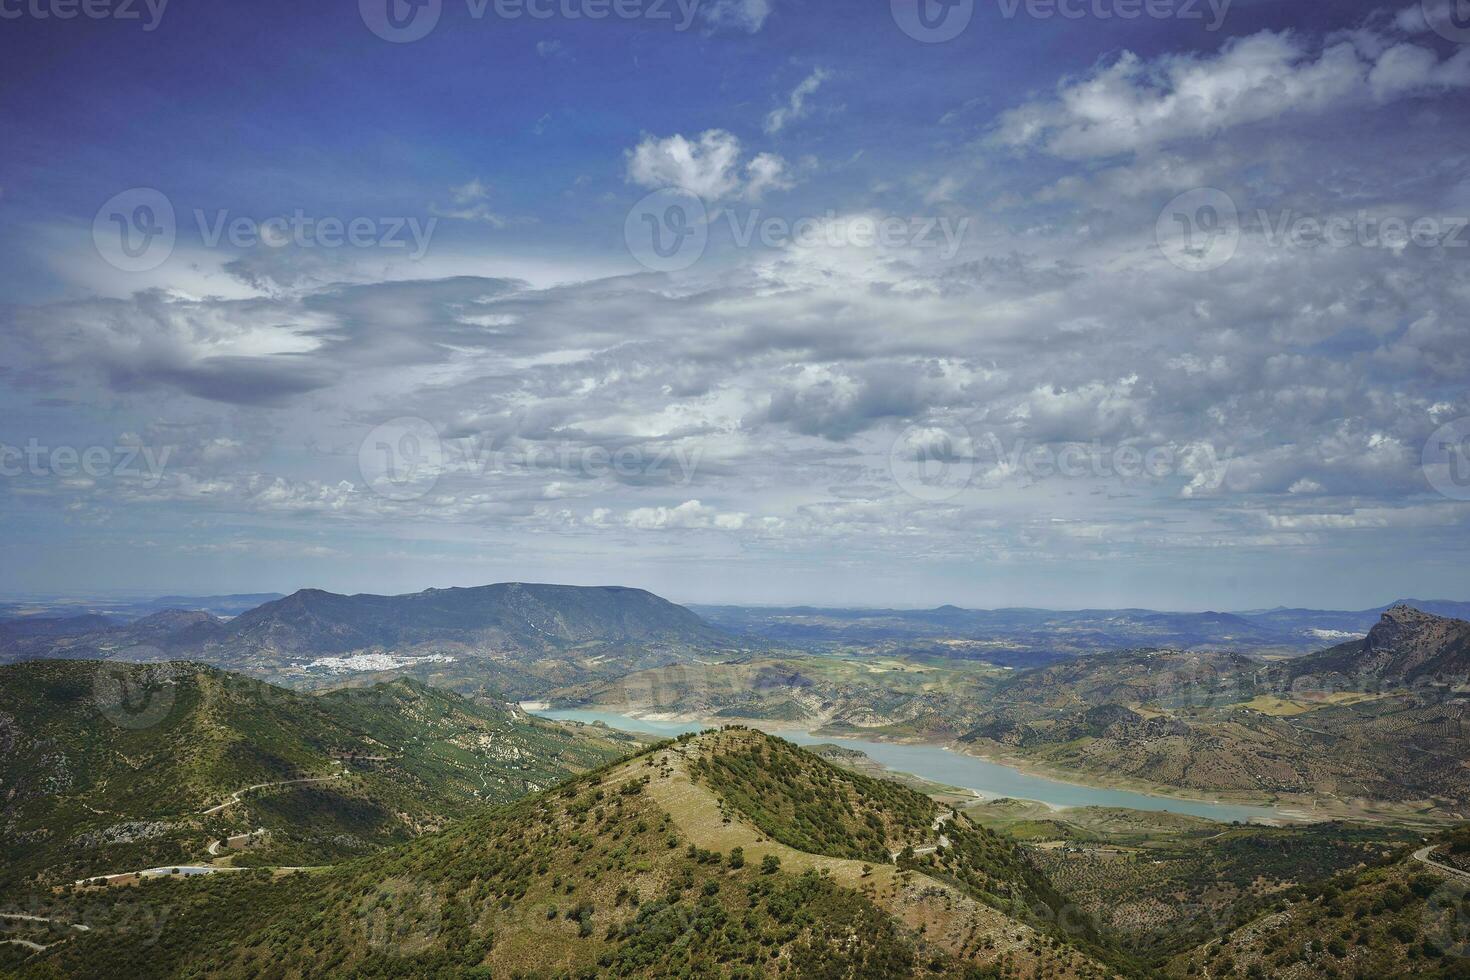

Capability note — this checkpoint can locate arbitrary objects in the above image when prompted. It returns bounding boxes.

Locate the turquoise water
[532,708,1292,824]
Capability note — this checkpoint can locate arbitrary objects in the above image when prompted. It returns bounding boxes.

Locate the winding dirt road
[72,771,341,887]
[201,774,340,816]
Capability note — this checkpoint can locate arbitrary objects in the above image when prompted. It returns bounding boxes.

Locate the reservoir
[531,707,1294,824]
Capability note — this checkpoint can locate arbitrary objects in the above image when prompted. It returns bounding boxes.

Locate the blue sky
[1,0,1469,609]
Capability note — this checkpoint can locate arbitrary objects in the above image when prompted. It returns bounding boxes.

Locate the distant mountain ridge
[692,598,1470,658]
[1277,603,1470,685]
[223,583,727,656]
[0,584,741,698]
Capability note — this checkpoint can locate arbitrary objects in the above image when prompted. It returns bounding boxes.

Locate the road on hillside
[0,914,89,932]
[1413,845,1470,883]
[201,772,341,816]
[71,771,342,888]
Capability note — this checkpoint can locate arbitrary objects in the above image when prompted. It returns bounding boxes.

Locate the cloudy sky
[1,0,1468,609]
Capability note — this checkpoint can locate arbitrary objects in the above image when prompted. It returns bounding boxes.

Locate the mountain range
[2,654,1468,978]
[4,727,1126,978]
[0,584,742,699]
[571,605,1470,815]
[6,722,1466,978]
[693,599,1470,659]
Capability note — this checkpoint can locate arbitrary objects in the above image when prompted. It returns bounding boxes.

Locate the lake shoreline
[529,704,1465,828]
[526,705,1298,825]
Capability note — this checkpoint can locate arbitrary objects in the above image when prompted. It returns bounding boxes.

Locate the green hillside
[0,661,638,896]
[1170,832,1470,979]
[4,730,1117,979]
[689,729,1116,965]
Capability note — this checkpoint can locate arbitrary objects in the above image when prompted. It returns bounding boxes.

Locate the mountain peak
[1291,604,1470,684]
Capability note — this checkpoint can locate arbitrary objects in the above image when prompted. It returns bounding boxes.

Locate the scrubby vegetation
[689,729,938,863]
[0,661,636,897]
[1173,860,1470,979]
[1022,819,1417,957]
[11,750,982,978]
[688,729,1126,973]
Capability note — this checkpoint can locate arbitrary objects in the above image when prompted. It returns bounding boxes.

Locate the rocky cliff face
[1283,604,1470,686]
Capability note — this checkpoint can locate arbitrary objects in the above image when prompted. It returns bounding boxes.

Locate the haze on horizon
[2,0,1469,611]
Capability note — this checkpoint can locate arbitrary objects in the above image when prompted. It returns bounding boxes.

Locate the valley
[547,603,1470,824]
[531,708,1294,824]
[2,588,1469,977]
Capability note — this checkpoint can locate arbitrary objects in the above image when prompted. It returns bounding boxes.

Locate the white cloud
[626,130,792,202]
[996,27,1470,159]
[765,67,831,135]
[700,0,772,33]
[432,179,508,226]
[623,499,748,530]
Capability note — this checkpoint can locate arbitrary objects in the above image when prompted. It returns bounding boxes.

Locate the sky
[1,0,1469,610]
